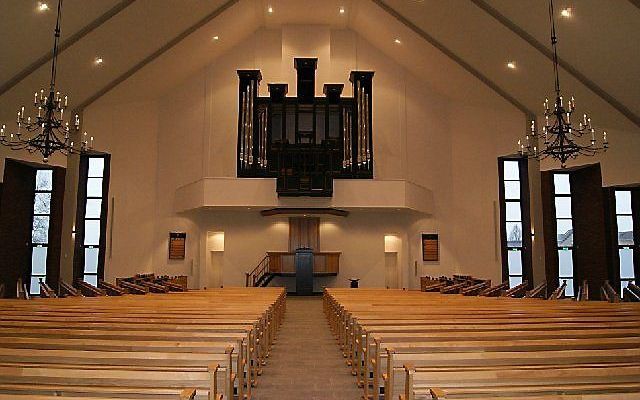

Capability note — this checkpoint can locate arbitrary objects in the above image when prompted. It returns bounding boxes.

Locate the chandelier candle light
[518,0,607,167]
[0,0,93,162]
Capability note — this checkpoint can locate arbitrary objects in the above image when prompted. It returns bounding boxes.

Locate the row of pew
[420,274,640,302]
[0,287,286,399]
[30,274,189,299]
[324,287,640,400]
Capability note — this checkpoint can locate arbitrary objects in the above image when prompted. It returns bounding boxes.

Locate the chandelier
[0,0,93,163]
[518,0,607,167]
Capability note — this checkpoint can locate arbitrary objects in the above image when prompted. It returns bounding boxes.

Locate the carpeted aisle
[251,295,362,400]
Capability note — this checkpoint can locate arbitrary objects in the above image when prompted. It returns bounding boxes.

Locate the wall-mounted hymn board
[422,233,439,262]
[168,232,186,260]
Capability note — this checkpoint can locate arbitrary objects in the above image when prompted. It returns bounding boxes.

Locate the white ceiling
[0,0,638,132]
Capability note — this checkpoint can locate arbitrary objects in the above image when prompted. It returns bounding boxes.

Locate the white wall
[139,26,527,289]
[5,24,638,290]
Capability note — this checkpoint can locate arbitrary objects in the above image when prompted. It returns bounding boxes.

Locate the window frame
[73,153,110,285]
[609,187,639,297]
[29,169,54,295]
[552,172,576,297]
[498,156,533,288]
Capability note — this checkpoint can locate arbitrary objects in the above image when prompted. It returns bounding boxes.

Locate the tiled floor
[251,295,362,399]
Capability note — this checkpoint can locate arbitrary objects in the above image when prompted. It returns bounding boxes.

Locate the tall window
[30,169,53,294]
[553,173,575,297]
[75,155,110,286]
[499,157,531,288]
[614,190,635,295]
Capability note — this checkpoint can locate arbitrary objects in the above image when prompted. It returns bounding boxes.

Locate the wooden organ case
[237,58,374,197]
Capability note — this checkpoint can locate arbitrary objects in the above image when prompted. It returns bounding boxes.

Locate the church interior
[0,0,639,398]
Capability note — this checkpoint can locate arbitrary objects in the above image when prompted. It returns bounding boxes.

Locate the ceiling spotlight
[94,57,104,66]
[267,6,273,13]
[339,6,345,14]
[213,35,220,41]
[506,61,516,69]
[37,2,49,12]
[560,7,572,18]
[394,38,402,44]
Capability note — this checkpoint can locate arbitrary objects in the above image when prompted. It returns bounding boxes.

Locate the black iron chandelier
[518,0,607,167]
[0,0,93,163]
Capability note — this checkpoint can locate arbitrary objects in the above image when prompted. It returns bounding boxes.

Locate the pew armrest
[179,388,197,400]
[430,388,446,399]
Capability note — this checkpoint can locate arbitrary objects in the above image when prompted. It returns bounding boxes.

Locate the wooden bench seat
[0,288,286,400]
[383,348,640,399]
[402,364,640,400]
[324,288,640,400]
[0,364,219,399]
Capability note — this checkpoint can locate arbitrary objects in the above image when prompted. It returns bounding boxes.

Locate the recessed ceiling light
[506,61,516,70]
[37,2,49,12]
[394,38,402,44]
[560,7,572,18]
[212,35,220,41]
[94,57,104,66]
[267,5,273,13]
[339,6,345,14]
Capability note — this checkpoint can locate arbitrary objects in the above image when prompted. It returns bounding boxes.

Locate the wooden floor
[252,296,362,400]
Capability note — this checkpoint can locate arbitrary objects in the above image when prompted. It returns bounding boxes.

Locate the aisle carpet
[251,295,362,399]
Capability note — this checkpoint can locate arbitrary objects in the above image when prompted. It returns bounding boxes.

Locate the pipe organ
[237,58,374,197]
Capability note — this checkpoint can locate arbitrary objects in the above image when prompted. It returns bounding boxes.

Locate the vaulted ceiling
[1,0,638,132]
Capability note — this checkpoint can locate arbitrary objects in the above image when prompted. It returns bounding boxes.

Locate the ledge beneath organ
[174,177,433,214]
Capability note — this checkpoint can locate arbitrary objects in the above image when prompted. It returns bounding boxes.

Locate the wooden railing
[246,252,340,287]
[267,251,340,274]
[245,255,271,287]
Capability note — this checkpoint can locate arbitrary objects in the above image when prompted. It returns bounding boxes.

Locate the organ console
[237,58,374,196]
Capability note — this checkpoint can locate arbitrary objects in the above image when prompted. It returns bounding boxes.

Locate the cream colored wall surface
[83,100,159,281]
[11,22,638,291]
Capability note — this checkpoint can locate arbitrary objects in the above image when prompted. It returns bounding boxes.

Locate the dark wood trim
[47,166,66,291]
[571,165,608,298]
[541,170,559,291]
[260,207,349,217]
[0,160,36,297]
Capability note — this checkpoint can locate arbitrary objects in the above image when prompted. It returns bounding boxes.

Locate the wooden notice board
[168,232,186,260]
[422,233,439,262]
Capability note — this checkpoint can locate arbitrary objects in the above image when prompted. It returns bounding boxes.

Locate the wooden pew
[525,282,547,298]
[58,281,81,297]
[98,280,126,296]
[75,280,106,297]
[38,279,57,298]
[323,288,640,400]
[0,288,286,400]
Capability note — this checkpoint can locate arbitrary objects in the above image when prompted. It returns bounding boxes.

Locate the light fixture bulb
[267,5,273,13]
[339,6,345,14]
[37,2,49,12]
[560,7,572,18]
[394,38,401,44]
[507,61,516,69]
[213,35,220,41]
[94,57,103,66]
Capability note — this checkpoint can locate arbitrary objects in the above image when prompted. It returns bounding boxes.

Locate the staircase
[246,255,275,287]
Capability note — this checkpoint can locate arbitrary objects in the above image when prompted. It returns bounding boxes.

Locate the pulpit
[295,247,314,295]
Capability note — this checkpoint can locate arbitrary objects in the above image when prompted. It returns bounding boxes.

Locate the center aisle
[252,295,361,400]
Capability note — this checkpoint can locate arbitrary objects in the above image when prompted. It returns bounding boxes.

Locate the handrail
[246,254,270,287]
